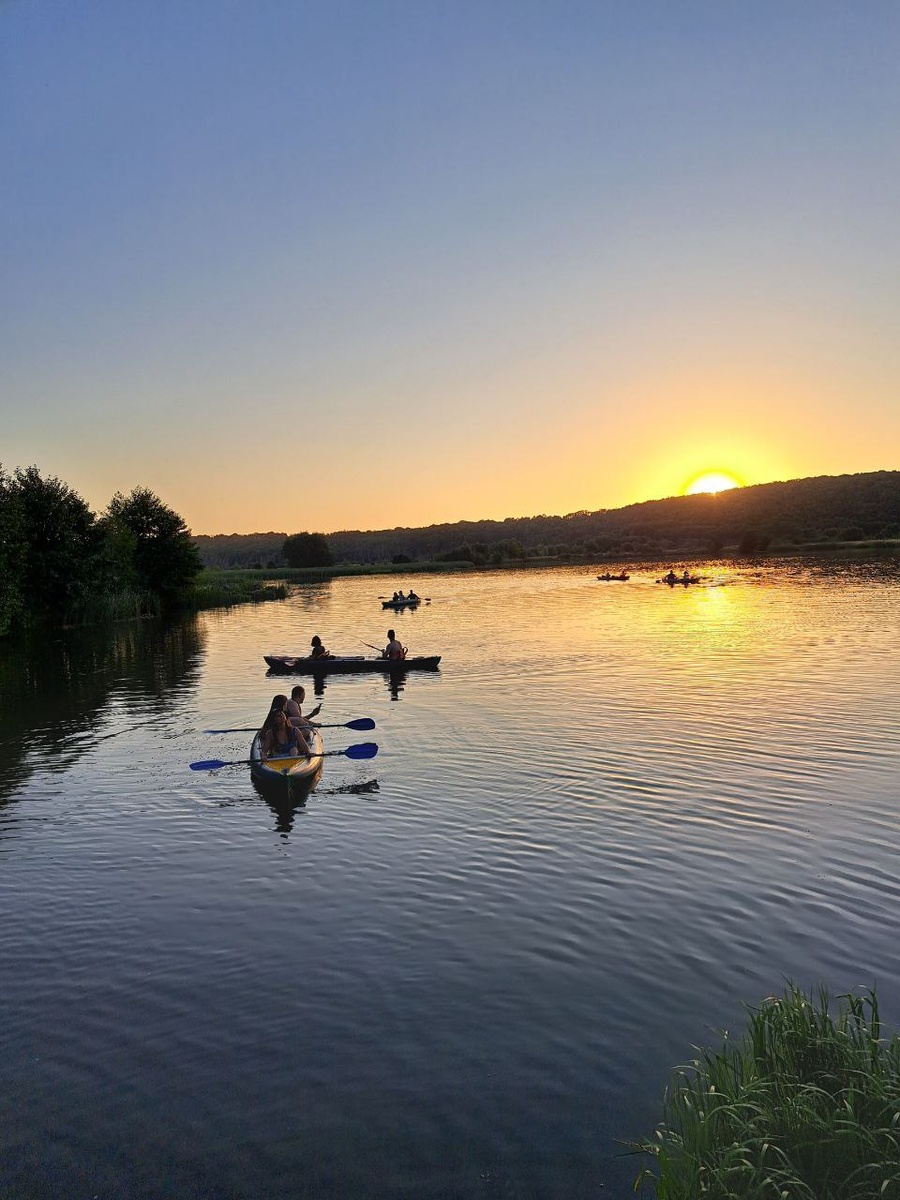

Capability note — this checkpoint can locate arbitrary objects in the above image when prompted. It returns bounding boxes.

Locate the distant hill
[193,470,900,568]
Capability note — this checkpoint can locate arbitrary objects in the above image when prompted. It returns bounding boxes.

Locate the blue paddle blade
[344,742,378,759]
[345,717,376,731]
[190,758,232,771]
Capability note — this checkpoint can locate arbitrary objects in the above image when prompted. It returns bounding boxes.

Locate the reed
[634,984,900,1199]
[187,577,288,610]
[64,588,160,627]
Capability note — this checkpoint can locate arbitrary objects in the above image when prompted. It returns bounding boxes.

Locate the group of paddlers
[261,686,320,759]
[261,629,407,758]
[390,589,419,602]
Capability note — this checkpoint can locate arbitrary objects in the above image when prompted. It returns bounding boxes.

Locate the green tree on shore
[283,531,334,568]
[12,465,99,620]
[105,488,202,603]
[0,467,26,635]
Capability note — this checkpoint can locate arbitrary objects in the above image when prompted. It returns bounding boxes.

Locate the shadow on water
[266,664,440,702]
[251,769,321,836]
[251,773,379,836]
[385,668,408,700]
[0,616,206,807]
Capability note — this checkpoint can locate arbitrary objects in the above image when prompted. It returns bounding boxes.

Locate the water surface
[2,559,899,1198]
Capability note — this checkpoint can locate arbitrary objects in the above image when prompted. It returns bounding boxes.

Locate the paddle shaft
[204,717,375,734]
[190,742,378,771]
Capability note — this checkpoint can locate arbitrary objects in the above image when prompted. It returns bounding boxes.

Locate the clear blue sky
[2,1,898,533]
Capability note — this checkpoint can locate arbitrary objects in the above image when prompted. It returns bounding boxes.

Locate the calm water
[2,559,899,1199]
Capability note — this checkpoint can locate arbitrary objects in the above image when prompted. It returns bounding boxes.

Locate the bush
[635,984,900,1199]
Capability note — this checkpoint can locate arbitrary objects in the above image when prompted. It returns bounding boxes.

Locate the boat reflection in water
[251,768,380,836]
[251,771,320,835]
[385,668,408,701]
[265,660,441,702]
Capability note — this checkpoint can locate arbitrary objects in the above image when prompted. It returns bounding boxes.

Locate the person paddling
[285,684,321,731]
[310,635,333,659]
[382,629,406,660]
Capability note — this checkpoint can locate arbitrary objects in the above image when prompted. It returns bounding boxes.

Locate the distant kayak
[658,576,701,586]
[597,573,629,581]
[382,598,422,609]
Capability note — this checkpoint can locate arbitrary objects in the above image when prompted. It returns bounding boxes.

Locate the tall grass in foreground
[635,985,900,1199]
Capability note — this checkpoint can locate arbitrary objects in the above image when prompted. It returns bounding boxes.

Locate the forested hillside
[193,471,900,568]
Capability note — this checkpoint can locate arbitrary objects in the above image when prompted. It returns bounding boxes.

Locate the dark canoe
[382,598,422,609]
[248,728,324,792]
[658,577,701,585]
[264,654,441,674]
[597,574,630,581]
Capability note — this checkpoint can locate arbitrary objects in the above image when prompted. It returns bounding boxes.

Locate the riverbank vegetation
[194,470,900,569]
[635,984,900,1199]
[0,464,204,636]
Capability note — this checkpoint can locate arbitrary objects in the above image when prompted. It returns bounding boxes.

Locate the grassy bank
[635,984,900,1198]
[187,572,290,610]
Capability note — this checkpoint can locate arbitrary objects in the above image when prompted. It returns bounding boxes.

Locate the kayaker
[407,588,419,601]
[382,629,406,660]
[261,695,310,758]
[310,635,332,659]
[664,569,677,584]
[285,685,321,731]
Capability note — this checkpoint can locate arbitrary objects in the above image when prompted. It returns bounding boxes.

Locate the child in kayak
[261,695,311,758]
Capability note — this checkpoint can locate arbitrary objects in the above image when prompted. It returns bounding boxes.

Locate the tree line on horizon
[194,470,900,569]
[0,465,202,637]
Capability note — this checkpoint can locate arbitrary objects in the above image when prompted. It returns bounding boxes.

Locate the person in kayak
[382,629,406,660]
[309,635,333,659]
[261,695,311,758]
[285,685,321,731]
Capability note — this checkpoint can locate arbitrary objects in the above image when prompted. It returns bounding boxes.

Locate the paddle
[203,717,375,734]
[189,742,379,771]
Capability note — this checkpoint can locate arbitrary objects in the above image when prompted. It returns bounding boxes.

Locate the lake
[2,558,899,1199]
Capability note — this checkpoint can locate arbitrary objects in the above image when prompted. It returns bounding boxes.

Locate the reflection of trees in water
[0,616,206,805]
[291,582,333,612]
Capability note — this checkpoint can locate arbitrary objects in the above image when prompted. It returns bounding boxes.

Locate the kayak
[264,654,441,674]
[249,726,324,790]
[382,598,422,609]
[658,577,701,585]
[597,573,629,581]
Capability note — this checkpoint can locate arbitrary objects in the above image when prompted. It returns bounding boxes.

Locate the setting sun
[683,471,744,495]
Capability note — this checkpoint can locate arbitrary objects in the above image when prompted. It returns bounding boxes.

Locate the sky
[2,1,898,535]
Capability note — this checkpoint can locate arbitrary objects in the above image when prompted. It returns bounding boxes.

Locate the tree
[12,465,99,618]
[0,466,26,635]
[105,488,202,603]
[282,532,334,568]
